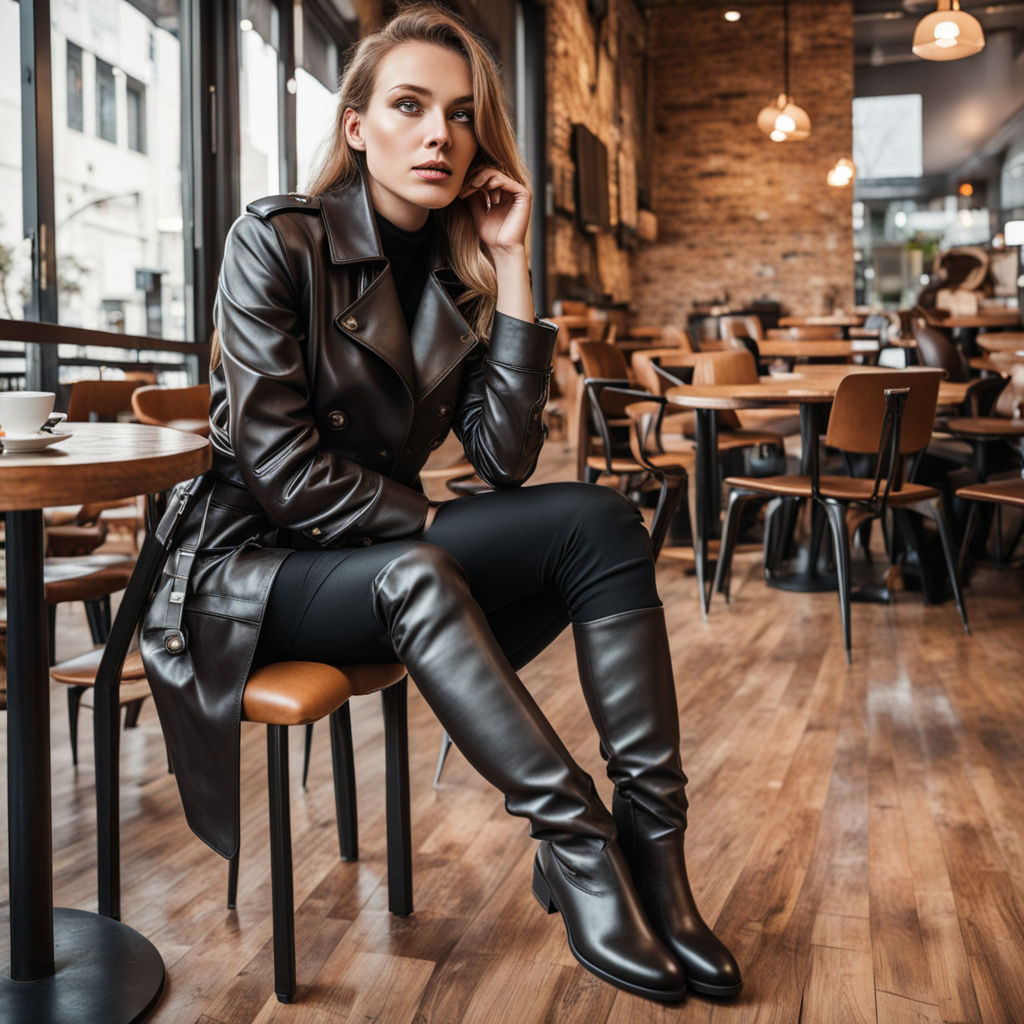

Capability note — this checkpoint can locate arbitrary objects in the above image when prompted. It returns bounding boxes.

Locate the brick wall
[545,0,855,321]
[545,0,646,307]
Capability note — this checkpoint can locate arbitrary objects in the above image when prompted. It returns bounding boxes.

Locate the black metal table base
[0,909,165,1022]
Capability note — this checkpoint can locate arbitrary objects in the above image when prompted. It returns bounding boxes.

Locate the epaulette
[246,193,322,220]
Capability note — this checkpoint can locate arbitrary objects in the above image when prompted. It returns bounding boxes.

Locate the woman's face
[344,41,479,231]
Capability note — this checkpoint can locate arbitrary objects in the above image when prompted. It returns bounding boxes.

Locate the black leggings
[255,481,661,670]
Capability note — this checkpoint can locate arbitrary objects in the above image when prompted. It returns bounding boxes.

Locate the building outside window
[95,57,117,143]
[67,41,84,132]
[127,77,146,154]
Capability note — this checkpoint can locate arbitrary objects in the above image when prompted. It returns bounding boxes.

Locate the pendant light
[827,158,856,187]
[756,0,810,142]
[912,1,985,62]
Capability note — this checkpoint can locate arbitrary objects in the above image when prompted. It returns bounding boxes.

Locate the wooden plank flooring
[2,440,1024,1022]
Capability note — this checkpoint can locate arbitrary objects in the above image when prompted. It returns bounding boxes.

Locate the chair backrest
[576,339,629,381]
[557,299,590,317]
[691,349,759,387]
[911,317,969,383]
[659,324,695,353]
[131,384,211,428]
[719,315,763,344]
[825,369,943,455]
[66,379,140,422]
[631,350,699,395]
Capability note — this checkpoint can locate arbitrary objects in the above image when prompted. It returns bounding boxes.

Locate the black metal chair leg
[328,704,358,862]
[433,731,453,787]
[382,679,413,917]
[822,499,853,664]
[301,722,314,789]
[714,489,758,603]
[67,686,85,766]
[226,853,239,910]
[84,596,111,645]
[267,725,296,1003]
[47,604,57,665]
[915,497,970,634]
[123,698,144,729]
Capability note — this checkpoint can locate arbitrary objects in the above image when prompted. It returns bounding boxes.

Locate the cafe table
[1,422,210,1021]
[758,338,879,362]
[976,332,1024,353]
[665,367,963,614]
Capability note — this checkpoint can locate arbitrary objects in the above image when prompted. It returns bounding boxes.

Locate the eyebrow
[387,84,474,104]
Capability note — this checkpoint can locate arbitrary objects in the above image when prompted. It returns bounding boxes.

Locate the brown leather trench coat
[140,172,557,858]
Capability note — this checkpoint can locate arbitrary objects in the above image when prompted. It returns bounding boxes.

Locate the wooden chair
[50,648,151,766]
[234,660,411,1003]
[572,340,635,482]
[713,369,969,662]
[66,379,140,423]
[131,384,211,437]
[956,476,1024,575]
[911,311,970,383]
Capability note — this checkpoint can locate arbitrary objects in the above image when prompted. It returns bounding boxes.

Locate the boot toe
[676,941,742,998]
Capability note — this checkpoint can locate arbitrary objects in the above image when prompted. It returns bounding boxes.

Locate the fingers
[458,167,529,206]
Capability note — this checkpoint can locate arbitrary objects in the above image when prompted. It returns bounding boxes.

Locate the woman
[142,3,740,1003]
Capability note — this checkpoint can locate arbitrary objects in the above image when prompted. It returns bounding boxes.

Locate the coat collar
[319,170,447,272]
[323,172,478,398]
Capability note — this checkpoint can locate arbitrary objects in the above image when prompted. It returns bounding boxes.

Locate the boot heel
[532,861,557,914]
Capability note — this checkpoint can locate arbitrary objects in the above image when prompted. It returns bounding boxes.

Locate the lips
[413,162,452,181]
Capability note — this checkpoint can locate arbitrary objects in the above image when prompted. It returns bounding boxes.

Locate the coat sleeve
[451,312,558,488]
[215,212,429,546]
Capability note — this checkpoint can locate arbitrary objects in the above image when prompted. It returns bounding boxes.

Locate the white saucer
[1,429,74,453]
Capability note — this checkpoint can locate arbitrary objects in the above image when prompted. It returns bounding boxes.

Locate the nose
[425,110,451,150]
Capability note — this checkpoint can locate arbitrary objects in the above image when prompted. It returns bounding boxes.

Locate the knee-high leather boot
[573,606,742,998]
[372,547,686,1002]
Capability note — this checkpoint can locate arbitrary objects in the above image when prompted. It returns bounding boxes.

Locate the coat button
[361,537,373,546]
[460,332,473,343]
[328,410,348,429]
[165,632,185,654]
[310,526,322,537]
[342,315,359,331]
[376,448,391,459]
[435,403,452,419]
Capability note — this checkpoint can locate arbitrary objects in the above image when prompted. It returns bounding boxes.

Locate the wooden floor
[3,440,1024,1023]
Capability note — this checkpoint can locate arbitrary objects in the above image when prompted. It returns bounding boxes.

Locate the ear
[342,108,366,151]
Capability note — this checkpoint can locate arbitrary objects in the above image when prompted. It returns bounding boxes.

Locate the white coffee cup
[0,391,57,435]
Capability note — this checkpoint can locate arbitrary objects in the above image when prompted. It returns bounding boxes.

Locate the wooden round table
[1,422,210,1022]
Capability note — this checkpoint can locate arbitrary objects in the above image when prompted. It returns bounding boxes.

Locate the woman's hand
[459,167,531,256]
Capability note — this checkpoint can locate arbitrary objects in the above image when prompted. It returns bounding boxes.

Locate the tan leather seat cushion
[956,478,1024,510]
[242,662,407,726]
[725,475,940,503]
[51,648,146,687]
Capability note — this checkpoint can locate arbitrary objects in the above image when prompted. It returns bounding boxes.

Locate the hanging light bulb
[827,158,856,187]
[912,1,985,62]
[756,0,810,141]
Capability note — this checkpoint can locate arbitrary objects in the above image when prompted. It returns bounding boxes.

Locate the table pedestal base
[0,909,164,1022]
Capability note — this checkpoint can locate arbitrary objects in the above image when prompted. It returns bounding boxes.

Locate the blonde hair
[305,2,527,341]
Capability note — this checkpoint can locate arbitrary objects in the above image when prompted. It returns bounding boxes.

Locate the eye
[395,99,420,114]
[451,109,474,124]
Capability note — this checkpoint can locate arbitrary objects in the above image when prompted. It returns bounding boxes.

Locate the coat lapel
[322,173,478,398]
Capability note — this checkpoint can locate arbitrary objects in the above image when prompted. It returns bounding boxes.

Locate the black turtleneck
[374,211,433,332]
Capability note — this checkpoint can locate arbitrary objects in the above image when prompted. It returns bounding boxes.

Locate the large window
[51,3,187,343]
[239,0,282,208]
[0,0,25,386]
[296,5,340,191]
[852,94,923,181]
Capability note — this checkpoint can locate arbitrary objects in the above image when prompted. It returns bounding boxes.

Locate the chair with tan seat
[131,384,212,437]
[572,340,636,482]
[233,659,412,1003]
[50,648,151,765]
[713,369,969,661]
[955,476,1024,575]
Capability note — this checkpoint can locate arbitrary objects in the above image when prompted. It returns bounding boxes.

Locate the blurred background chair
[131,384,211,436]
